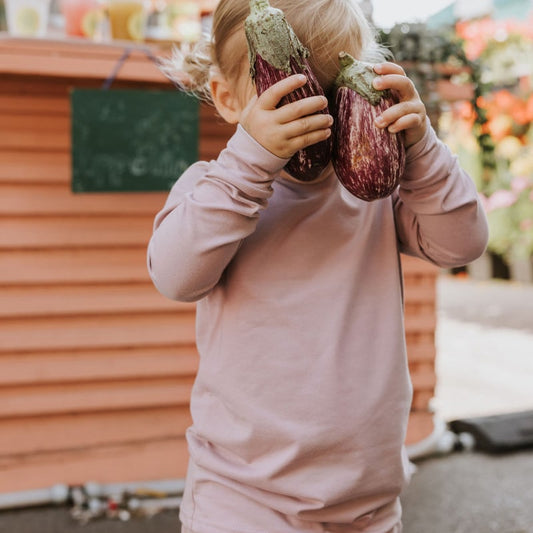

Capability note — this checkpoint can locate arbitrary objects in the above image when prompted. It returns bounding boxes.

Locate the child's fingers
[385,114,424,134]
[382,113,424,136]
[275,95,329,123]
[258,74,308,110]
[373,74,417,101]
[372,63,428,147]
[373,62,406,76]
[374,101,423,130]
[283,112,333,139]
[287,128,332,153]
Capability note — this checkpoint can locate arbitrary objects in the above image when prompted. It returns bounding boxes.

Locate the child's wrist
[233,124,289,172]
[404,122,427,148]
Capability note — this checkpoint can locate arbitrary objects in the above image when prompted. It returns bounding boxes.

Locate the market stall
[0,36,439,493]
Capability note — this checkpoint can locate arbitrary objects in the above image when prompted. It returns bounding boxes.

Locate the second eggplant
[332,52,406,201]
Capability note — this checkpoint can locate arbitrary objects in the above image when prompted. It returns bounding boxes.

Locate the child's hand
[372,63,427,148]
[239,74,333,159]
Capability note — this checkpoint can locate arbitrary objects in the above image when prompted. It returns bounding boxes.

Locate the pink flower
[487,190,517,212]
[478,192,489,212]
[511,176,531,194]
[465,40,487,60]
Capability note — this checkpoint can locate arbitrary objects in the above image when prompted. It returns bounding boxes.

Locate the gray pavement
[437,275,533,335]
[402,275,533,533]
[401,450,533,533]
[1,275,533,533]
[0,506,180,533]
[434,276,533,421]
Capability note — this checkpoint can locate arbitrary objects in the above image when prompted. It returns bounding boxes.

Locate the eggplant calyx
[245,0,309,79]
[335,51,388,106]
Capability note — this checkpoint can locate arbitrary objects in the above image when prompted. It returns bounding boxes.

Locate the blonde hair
[160,0,387,103]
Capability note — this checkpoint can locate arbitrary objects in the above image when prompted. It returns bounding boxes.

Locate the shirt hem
[180,510,264,533]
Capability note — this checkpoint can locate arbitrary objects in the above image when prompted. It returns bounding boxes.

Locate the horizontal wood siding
[0,41,233,493]
[402,255,439,444]
[0,41,437,493]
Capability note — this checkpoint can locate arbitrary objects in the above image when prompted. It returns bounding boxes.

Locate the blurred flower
[496,136,523,160]
[527,95,533,122]
[510,150,533,176]
[478,192,489,212]
[477,89,533,141]
[456,16,533,59]
[486,189,517,212]
[511,175,531,194]
[451,15,533,260]
[493,90,518,114]
[455,101,476,128]
[484,115,513,142]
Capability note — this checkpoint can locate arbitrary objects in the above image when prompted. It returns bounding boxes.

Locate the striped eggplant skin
[332,52,406,201]
[245,0,332,182]
[253,54,333,181]
[332,87,406,201]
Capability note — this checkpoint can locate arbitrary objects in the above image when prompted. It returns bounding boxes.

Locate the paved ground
[2,449,533,533]
[401,275,533,532]
[0,506,181,533]
[1,275,532,532]
[436,275,533,334]
[401,450,533,533]
[434,276,533,421]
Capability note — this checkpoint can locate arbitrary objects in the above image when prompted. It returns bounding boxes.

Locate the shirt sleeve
[393,119,489,268]
[147,125,288,301]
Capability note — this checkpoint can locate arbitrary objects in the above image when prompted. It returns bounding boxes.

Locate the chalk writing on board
[71,88,199,192]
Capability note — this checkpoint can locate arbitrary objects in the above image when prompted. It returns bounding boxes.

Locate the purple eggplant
[244,0,332,181]
[332,51,406,201]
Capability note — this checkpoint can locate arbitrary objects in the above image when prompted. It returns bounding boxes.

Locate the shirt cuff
[228,124,290,175]
[404,117,436,165]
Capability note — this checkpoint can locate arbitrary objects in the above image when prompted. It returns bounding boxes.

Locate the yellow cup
[107,0,146,41]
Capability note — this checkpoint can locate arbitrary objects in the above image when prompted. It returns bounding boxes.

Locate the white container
[5,0,51,37]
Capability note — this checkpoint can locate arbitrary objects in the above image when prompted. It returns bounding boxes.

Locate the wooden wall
[0,40,437,494]
[402,256,439,445]
[0,41,233,492]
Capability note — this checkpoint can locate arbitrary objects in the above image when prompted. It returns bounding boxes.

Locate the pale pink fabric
[148,122,488,533]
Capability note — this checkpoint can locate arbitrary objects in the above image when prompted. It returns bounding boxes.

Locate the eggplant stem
[245,0,309,79]
[249,0,270,10]
[335,51,386,106]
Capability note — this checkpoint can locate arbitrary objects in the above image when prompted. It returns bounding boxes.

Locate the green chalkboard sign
[71,88,199,192]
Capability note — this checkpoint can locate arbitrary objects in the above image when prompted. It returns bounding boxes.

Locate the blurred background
[0,0,532,530]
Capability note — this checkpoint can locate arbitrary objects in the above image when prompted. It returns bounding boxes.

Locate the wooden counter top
[0,35,173,83]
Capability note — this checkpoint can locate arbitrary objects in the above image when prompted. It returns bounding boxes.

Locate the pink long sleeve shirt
[147,123,488,532]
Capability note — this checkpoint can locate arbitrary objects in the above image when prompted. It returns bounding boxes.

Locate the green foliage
[487,188,533,259]
[378,23,497,188]
[379,21,533,261]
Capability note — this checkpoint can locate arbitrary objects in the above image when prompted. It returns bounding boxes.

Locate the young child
[148,1,489,531]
